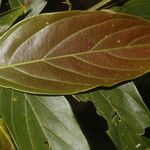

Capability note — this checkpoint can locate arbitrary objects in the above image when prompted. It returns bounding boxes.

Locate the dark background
[0,0,149,150]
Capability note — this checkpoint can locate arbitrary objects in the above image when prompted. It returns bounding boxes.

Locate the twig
[88,0,112,11]
[62,0,72,11]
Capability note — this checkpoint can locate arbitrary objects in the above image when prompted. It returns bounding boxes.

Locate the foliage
[0,0,149,150]
[112,0,150,19]
[1,11,150,94]
[0,88,89,150]
[0,6,25,36]
[74,82,150,149]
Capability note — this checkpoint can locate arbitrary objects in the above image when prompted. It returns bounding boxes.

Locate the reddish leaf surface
[0,10,150,94]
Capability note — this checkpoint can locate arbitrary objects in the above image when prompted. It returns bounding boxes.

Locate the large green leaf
[0,6,26,36]
[74,82,150,149]
[0,11,150,94]
[0,88,89,150]
[74,82,150,134]
[0,119,16,150]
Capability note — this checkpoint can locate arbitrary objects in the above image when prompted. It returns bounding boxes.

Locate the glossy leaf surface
[74,82,150,149]
[1,11,150,94]
[0,119,16,150]
[0,88,89,150]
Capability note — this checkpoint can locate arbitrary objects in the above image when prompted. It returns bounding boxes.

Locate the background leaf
[0,11,150,94]
[0,119,16,150]
[8,0,24,8]
[112,0,150,19]
[8,0,47,16]
[74,82,150,149]
[26,0,47,17]
[0,6,26,36]
[0,88,90,150]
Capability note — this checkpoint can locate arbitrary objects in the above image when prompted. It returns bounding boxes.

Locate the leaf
[0,88,90,150]
[74,82,150,149]
[0,119,16,150]
[8,0,24,8]
[112,0,150,19]
[0,6,26,36]
[26,0,47,17]
[0,11,150,94]
[107,115,150,150]
[74,82,150,135]
[8,0,47,16]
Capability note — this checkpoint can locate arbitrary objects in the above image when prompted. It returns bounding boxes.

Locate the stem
[88,0,112,11]
[62,0,72,11]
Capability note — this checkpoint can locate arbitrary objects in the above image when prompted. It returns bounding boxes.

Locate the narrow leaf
[26,0,47,17]
[0,11,150,94]
[0,6,26,36]
[0,88,89,150]
[8,0,24,8]
[9,0,47,16]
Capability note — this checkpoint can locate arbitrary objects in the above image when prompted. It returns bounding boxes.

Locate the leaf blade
[74,82,150,149]
[0,11,150,94]
[0,6,26,36]
[74,82,150,134]
[8,0,47,16]
[8,0,23,8]
[0,88,90,150]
